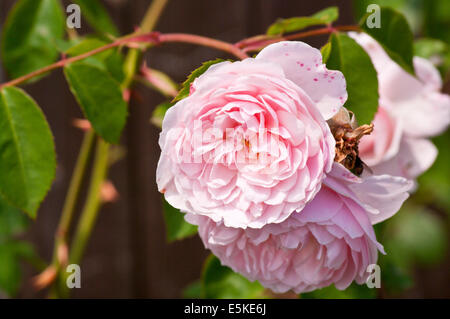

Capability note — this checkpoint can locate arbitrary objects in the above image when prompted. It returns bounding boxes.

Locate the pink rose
[186,164,412,293]
[350,32,450,179]
[157,41,347,228]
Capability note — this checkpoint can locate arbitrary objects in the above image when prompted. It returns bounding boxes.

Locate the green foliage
[73,0,119,36]
[377,256,413,294]
[414,38,447,59]
[353,0,422,33]
[174,59,227,102]
[360,7,415,75]
[103,51,126,84]
[384,205,448,266]
[267,7,338,35]
[66,38,112,59]
[64,62,128,144]
[414,38,450,77]
[326,33,379,125]
[320,42,332,64]
[183,280,202,298]
[65,38,126,83]
[376,203,447,295]
[1,0,65,79]
[0,197,34,296]
[162,199,197,243]
[301,283,376,299]
[0,87,56,218]
[417,132,450,211]
[151,101,174,128]
[423,0,450,44]
[201,255,266,299]
[0,240,35,296]
[0,198,28,239]
[54,38,83,53]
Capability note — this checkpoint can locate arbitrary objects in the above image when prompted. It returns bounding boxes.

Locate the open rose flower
[186,164,412,293]
[157,41,348,228]
[350,32,450,180]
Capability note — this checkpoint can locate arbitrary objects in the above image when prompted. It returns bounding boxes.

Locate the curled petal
[256,41,347,120]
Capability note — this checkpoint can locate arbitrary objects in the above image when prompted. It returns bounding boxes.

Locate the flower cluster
[351,33,450,181]
[156,36,448,293]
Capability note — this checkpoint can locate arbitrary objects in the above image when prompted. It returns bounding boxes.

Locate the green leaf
[65,38,125,82]
[65,38,111,59]
[151,101,174,128]
[162,198,197,243]
[174,59,227,102]
[0,197,28,239]
[64,62,128,144]
[73,0,119,36]
[183,280,202,298]
[360,6,415,75]
[202,255,266,299]
[1,0,65,79]
[103,51,126,84]
[267,7,339,35]
[301,283,376,299]
[321,42,332,64]
[0,240,35,296]
[352,0,422,34]
[66,38,112,70]
[0,87,56,218]
[326,33,379,125]
[54,38,83,53]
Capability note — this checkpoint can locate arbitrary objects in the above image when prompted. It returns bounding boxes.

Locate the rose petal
[256,41,347,120]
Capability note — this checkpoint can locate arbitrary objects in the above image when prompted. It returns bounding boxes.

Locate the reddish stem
[0,26,359,89]
[237,25,360,52]
[159,33,249,60]
[0,34,151,89]
[0,32,248,89]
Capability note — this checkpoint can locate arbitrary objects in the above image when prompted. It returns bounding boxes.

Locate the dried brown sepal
[327,108,373,175]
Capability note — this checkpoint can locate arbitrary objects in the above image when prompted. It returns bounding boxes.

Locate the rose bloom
[186,164,412,293]
[157,41,348,228]
[350,32,450,180]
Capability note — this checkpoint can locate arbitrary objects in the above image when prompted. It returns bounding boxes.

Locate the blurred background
[0,0,449,298]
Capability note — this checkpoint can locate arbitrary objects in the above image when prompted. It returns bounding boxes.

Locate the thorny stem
[236,25,361,52]
[0,24,359,89]
[0,34,151,89]
[0,32,247,89]
[159,33,249,60]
